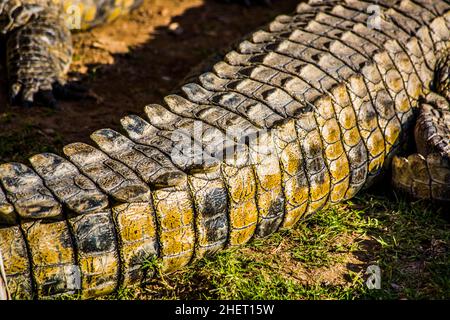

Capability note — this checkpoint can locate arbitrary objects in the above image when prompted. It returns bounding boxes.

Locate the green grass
[103,190,449,300]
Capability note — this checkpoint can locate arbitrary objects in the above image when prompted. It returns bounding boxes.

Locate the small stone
[43,128,56,135]
[168,22,183,36]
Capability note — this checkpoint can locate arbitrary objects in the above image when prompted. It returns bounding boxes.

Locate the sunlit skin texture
[0,0,449,299]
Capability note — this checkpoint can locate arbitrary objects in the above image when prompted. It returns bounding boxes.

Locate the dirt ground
[0,0,300,162]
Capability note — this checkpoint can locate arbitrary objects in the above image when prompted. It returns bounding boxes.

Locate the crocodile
[0,0,449,300]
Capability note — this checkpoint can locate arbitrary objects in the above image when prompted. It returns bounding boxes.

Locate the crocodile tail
[392,54,450,203]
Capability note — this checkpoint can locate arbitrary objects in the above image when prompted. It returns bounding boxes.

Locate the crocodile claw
[9,84,56,109]
[9,81,90,109]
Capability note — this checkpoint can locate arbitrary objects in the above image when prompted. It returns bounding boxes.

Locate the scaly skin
[0,0,449,299]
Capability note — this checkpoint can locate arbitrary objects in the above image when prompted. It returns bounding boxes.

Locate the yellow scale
[152,184,196,273]
[221,164,258,247]
[314,95,350,204]
[272,119,309,229]
[330,84,367,200]
[0,227,33,299]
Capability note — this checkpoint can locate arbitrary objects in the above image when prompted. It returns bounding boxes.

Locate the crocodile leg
[392,47,450,201]
[0,0,449,299]
[392,60,450,203]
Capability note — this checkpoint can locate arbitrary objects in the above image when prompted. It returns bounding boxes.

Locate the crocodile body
[0,0,449,299]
